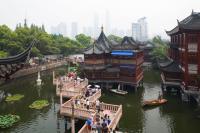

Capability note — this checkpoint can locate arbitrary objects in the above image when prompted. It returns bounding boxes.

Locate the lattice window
[188,64,198,74]
[188,43,198,52]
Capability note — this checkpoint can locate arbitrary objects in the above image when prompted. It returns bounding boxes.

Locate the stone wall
[11,61,67,79]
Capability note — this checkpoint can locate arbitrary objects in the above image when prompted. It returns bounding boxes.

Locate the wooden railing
[88,89,101,102]
[56,79,88,97]
[58,90,82,97]
[60,105,96,119]
[78,124,88,133]
[60,95,96,119]
[108,105,122,130]
[100,103,120,112]
[78,104,122,133]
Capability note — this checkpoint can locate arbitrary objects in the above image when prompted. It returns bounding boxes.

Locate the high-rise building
[105,10,111,34]
[71,22,78,38]
[51,22,67,36]
[132,23,140,40]
[83,26,93,37]
[93,13,99,38]
[132,17,148,42]
[138,17,148,42]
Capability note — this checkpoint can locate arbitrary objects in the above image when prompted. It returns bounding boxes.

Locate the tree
[0,25,18,52]
[151,36,168,60]
[75,34,91,47]
[107,34,122,43]
[0,24,85,57]
[0,51,8,58]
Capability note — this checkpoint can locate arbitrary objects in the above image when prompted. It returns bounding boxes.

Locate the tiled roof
[166,11,200,35]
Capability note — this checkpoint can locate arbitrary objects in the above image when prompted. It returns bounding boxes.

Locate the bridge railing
[78,103,122,133]
[100,103,120,112]
[87,89,101,102]
[60,96,96,119]
[56,78,88,96]
[108,105,122,130]
[78,124,88,133]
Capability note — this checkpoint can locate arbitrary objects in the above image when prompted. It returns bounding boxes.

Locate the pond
[0,67,200,133]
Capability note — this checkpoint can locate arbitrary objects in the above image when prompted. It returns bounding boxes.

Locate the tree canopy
[151,36,168,60]
[0,24,86,58]
[107,34,122,43]
[75,34,92,47]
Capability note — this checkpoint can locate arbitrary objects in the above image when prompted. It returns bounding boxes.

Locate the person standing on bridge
[96,99,100,112]
[86,99,90,110]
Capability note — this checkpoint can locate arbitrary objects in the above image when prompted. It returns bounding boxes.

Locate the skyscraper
[132,23,140,40]
[71,22,78,38]
[51,22,67,36]
[105,10,111,34]
[132,17,148,42]
[93,13,99,38]
[83,26,93,37]
[138,17,148,42]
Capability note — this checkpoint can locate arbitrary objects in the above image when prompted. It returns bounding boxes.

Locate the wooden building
[81,27,144,88]
[160,11,200,95]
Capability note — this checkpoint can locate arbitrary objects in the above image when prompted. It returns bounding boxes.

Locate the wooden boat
[110,89,128,95]
[110,84,128,95]
[142,99,167,107]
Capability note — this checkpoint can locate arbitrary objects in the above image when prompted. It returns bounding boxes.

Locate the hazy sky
[0,0,199,39]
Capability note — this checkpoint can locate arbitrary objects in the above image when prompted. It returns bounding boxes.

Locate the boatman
[158,91,163,101]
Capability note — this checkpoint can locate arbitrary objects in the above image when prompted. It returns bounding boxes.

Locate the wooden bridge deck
[60,89,102,116]
[54,72,122,132]
[54,77,88,98]
[60,89,122,132]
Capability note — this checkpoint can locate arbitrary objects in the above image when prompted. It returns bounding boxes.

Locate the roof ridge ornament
[101,25,104,31]
[177,19,180,25]
[93,41,95,53]
[191,9,194,15]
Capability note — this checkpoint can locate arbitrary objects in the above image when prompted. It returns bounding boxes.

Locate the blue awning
[111,50,135,56]
[120,64,136,69]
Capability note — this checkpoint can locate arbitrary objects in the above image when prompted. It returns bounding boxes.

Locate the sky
[0,0,200,39]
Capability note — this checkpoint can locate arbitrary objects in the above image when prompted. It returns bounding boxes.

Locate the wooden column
[71,101,75,133]
[60,93,63,107]
[180,34,183,65]
[53,71,55,81]
[198,33,200,89]
[198,33,200,74]
[184,33,189,87]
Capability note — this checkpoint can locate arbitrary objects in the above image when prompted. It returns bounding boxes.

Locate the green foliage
[107,34,122,43]
[29,100,49,109]
[5,94,24,102]
[76,64,81,76]
[0,51,8,58]
[75,34,91,47]
[151,36,168,60]
[0,114,20,128]
[69,66,77,72]
[0,24,85,58]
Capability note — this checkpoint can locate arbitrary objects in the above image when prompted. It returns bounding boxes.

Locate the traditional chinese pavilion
[160,11,200,95]
[82,27,144,89]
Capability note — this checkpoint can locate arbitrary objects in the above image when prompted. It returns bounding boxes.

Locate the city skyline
[132,17,148,42]
[0,0,199,39]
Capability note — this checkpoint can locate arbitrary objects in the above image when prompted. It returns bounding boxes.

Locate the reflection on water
[0,68,200,133]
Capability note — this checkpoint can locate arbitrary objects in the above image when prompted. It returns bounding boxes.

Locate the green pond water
[0,67,200,133]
